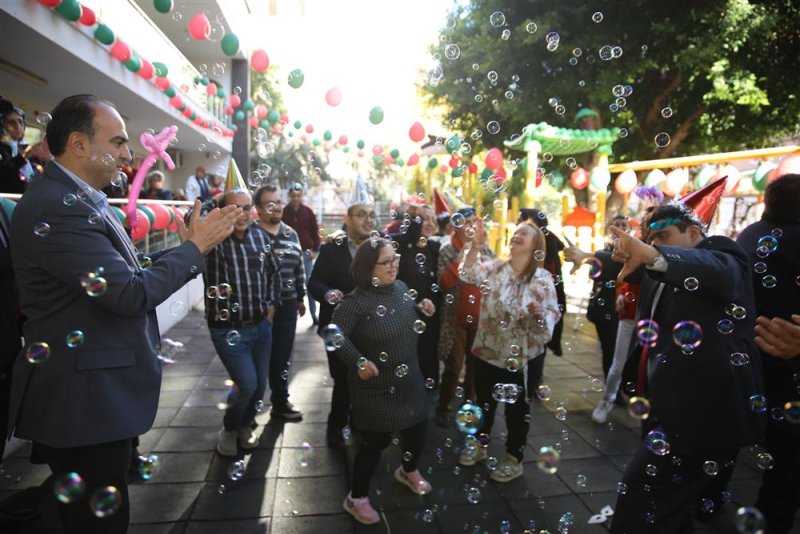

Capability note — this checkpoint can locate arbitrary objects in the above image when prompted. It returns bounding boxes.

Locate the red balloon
[372,145,383,156]
[137,59,154,79]
[467,163,478,174]
[495,167,507,180]
[570,168,589,190]
[305,125,314,134]
[249,116,259,128]
[338,135,348,146]
[188,12,211,40]
[272,124,282,135]
[614,169,638,194]
[206,82,217,96]
[78,6,96,25]
[148,204,172,231]
[255,104,267,119]
[251,49,270,73]
[182,107,192,117]
[229,94,241,108]
[408,121,425,142]
[279,114,289,125]
[110,40,131,62]
[169,96,183,108]
[155,77,171,90]
[407,153,419,166]
[37,0,61,7]
[439,164,448,174]
[770,154,800,183]
[448,156,459,168]
[384,155,395,165]
[224,106,233,115]
[130,209,151,240]
[325,87,342,107]
[484,147,503,170]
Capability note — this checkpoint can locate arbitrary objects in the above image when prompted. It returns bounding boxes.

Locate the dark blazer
[8,162,204,448]
[0,207,21,369]
[139,188,174,201]
[307,236,357,333]
[0,141,27,194]
[390,220,441,307]
[632,236,765,454]
[586,249,622,324]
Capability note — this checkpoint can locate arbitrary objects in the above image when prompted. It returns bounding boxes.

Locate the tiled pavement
[0,311,779,533]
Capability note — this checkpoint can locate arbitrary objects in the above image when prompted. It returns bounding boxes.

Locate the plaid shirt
[203,225,280,327]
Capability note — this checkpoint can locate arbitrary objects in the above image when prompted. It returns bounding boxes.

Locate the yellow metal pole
[607,145,800,173]
[561,194,569,226]
[509,196,520,225]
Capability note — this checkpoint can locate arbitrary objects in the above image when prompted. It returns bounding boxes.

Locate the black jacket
[0,142,27,194]
[631,236,765,454]
[390,220,441,308]
[586,249,622,324]
[308,236,357,333]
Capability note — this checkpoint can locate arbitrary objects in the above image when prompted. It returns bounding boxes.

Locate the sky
[244,0,456,154]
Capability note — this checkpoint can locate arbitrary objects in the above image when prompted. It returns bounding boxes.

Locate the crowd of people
[0,93,798,534]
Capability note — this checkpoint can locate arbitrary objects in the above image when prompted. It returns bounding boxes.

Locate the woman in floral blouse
[457,222,561,482]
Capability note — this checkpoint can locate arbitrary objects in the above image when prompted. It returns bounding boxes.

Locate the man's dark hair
[253,183,278,206]
[519,208,549,228]
[764,174,800,223]
[350,237,393,290]
[347,204,372,217]
[46,94,110,157]
[646,201,704,234]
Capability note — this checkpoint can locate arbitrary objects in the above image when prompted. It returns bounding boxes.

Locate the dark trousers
[437,325,477,415]
[303,252,318,322]
[593,317,619,379]
[326,350,350,431]
[474,357,530,461]
[270,300,298,405]
[418,314,440,386]
[526,350,547,395]
[41,439,132,534]
[611,440,738,533]
[351,419,427,498]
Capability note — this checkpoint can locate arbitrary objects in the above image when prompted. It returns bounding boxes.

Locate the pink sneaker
[343,493,380,525]
[394,466,432,495]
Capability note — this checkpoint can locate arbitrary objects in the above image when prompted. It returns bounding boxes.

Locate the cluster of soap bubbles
[455,402,484,434]
[491,383,520,403]
[157,338,185,364]
[322,324,345,351]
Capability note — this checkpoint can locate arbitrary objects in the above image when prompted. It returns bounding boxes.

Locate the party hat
[348,174,372,207]
[678,176,726,226]
[224,158,248,193]
[433,188,451,215]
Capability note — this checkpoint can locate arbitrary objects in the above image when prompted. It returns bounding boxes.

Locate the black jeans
[611,439,738,533]
[326,349,350,431]
[526,350,547,395]
[593,317,619,379]
[351,419,427,498]
[41,439,132,534]
[474,357,530,461]
[270,299,298,405]
[417,314,440,386]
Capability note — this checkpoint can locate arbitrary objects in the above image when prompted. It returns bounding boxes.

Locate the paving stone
[129,482,203,523]
[527,432,603,461]
[171,406,227,428]
[555,457,625,494]
[190,479,277,520]
[507,494,600,532]
[158,389,192,408]
[135,452,213,484]
[129,522,188,534]
[272,476,348,516]
[281,422,329,448]
[161,375,201,391]
[0,456,52,489]
[155,427,220,452]
[271,513,353,534]
[206,449,280,480]
[185,518,269,533]
[435,500,521,533]
[153,405,180,428]
[278,446,346,478]
[162,363,209,377]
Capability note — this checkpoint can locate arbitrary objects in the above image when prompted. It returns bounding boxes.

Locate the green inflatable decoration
[221,33,240,56]
[480,168,493,180]
[55,0,82,21]
[452,166,465,177]
[372,155,382,164]
[200,76,209,86]
[267,110,279,124]
[288,131,294,138]
[356,139,365,149]
[427,157,438,169]
[243,99,255,111]
[216,88,226,98]
[323,130,333,141]
[395,156,402,165]
[109,206,126,225]
[94,24,115,45]
[139,206,156,225]
[260,120,269,129]
[753,163,776,192]
[548,170,565,189]
[164,86,176,97]
[234,110,245,121]
[152,62,168,77]
[293,120,302,129]
[288,69,304,89]
[153,0,173,14]
[390,148,400,159]
[312,139,321,146]
[124,54,142,72]
[445,134,461,154]
[368,107,384,125]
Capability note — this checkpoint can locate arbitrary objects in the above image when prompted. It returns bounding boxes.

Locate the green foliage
[422,0,800,165]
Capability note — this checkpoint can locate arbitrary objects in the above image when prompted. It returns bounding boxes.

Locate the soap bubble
[466,486,482,504]
[489,11,505,27]
[455,402,484,434]
[735,507,765,534]
[588,258,603,279]
[628,396,651,419]
[592,11,603,22]
[703,460,720,476]
[90,486,121,517]
[65,330,85,348]
[444,44,460,60]
[225,330,241,346]
[322,324,345,351]
[33,222,51,237]
[636,319,660,346]
[53,472,86,503]
[25,342,51,364]
[535,384,552,401]
[761,275,777,289]
[80,272,108,297]
[413,320,426,334]
[654,132,671,148]
[136,454,160,480]
[730,352,750,366]
[673,320,702,350]
[451,213,465,228]
[757,235,778,254]
[394,364,409,378]
[749,394,767,413]
[537,446,560,474]
[755,452,775,471]
[645,430,671,456]
[683,277,699,291]
[228,460,245,480]
[717,319,734,335]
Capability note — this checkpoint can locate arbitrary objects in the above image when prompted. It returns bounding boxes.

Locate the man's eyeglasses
[376,254,401,268]
[233,204,253,212]
[258,202,281,211]
[352,211,377,220]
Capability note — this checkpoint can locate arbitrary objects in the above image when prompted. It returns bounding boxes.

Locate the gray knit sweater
[331,280,429,432]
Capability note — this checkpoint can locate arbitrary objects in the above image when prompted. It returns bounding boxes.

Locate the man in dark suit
[308,201,376,449]
[608,202,765,533]
[0,204,21,461]
[138,170,174,200]
[8,94,240,533]
[737,173,800,534]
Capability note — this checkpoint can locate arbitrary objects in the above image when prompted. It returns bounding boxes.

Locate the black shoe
[547,341,563,356]
[327,427,346,450]
[271,401,303,420]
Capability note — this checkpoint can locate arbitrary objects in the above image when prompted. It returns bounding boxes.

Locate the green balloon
[390,148,400,159]
[243,99,255,111]
[548,170,565,189]
[55,0,82,21]
[396,158,404,166]
[428,158,438,169]
[124,54,142,72]
[343,146,350,153]
[288,69,304,89]
[372,155,383,164]
[139,205,156,225]
[260,120,270,129]
[178,103,186,111]
[216,88,226,98]
[753,163,776,192]
[446,134,461,154]
[201,76,209,86]
[153,0,173,14]
[452,166,465,177]
[288,131,294,138]
[267,110,279,124]
[313,138,321,146]
[357,139,365,149]
[234,110,245,121]
[221,33,240,57]
[164,86,176,97]
[293,120,302,129]
[323,130,333,141]
[369,106,384,125]
[109,206,126,224]
[152,62,168,77]
[94,24,115,45]
[189,112,196,120]
[480,168,493,180]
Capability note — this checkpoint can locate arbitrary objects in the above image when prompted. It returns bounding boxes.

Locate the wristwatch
[646,254,668,272]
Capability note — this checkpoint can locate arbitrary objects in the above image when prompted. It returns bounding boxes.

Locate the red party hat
[678,176,726,226]
[433,188,451,215]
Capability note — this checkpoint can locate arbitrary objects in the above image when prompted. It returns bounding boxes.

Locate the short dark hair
[646,202,704,234]
[347,204,371,217]
[46,95,112,156]
[350,237,393,290]
[764,174,800,223]
[253,183,278,206]
[519,208,548,228]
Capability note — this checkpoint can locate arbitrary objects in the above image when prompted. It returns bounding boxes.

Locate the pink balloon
[325,87,342,107]
[439,164,448,173]
[338,135,348,145]
[249,116,259,128]
[407,153,419,166]
[409,121,425,142]
[305,125,314,134]
[130,209,151,240]
[230,94,241,108]
[251,49,270,73]
[188,12,211,40]
[770,154,800,182]
[614,169,638,194]
[206,82,217,96]
[663,168,689,197]
[255,104,267,119]
[570,168,589,190]
[372,145,383,156]
[485,147,503,170]
[357,150,364,157]
[110,40,131,62]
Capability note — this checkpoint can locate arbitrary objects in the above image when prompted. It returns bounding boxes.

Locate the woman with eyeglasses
[330,238,435,525]
[457,222,561,482]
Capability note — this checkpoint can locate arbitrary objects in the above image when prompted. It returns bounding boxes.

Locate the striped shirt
[259,221,306,302]
[203,225,281,327]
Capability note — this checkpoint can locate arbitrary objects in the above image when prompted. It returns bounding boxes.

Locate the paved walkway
[0,311,774,533]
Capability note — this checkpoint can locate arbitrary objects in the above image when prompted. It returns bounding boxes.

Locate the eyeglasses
[258,202,281,210]
[233,204,253,211]
[376,254,401,268]
[352,211,377,220]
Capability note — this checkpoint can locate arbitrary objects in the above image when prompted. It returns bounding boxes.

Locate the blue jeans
[269,300,298,405]
[210,320,272,431]
[303,251,318,322]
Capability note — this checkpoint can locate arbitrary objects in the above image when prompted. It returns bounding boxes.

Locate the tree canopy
[422,0,800,166]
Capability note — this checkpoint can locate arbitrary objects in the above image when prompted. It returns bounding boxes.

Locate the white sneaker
[592,400,613,424]
[216,429,238,457]
[490,454,524,483]
[238,426,260,449]
[459,446,488,466]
